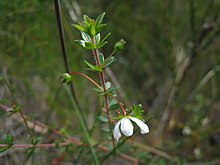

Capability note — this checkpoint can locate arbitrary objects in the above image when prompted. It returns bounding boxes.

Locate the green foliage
[6,105,20,117]
[73,12,106,37]
[129,104,144,120]
[84,60,102,72]
[0,134,14,153]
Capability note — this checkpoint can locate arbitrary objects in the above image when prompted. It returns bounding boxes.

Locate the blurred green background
[1,0,220,164]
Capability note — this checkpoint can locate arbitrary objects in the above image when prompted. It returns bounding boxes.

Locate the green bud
[114,39,126,51]
[60,73,72,85]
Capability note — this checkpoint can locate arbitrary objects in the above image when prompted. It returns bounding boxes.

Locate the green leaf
[107,86,120,93]
[105,82,111,90]
[94,33,101,44]
[96,12,105,25]
[72,24,84,31]
[90,25,96,36]
[75,40,85,48]
[85,42,96,49]
[92,87,103,93]
[81,32,91,42]
[101,128,111,133]
[84,61,102,72]
[131,104,144,119]
[97,115,108,123]
[99,53,105,65]
[96,41,108,49]
[96,33,111,48]
[108,99,119,110]
[93,65,102,72]
[84,60,95,70]
[96,24,107,34]
[25,147,35,161]
[0,134,14,153]
[84,15,91,24]
[104,56,116,68]
[100,33,111,44]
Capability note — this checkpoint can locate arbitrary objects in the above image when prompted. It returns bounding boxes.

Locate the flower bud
[114,39,126,51]
[60,73,72,85]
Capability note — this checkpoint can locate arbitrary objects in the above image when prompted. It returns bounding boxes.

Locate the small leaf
[25,147,35,161]
[94,33,101,44]
[99,33,111,44]
[84,15,91,24]
[108,99,119,110]
[99,53,105,65]
[96,12,105,25]
[75,40,85,48]
[96,24,107,34]
[90,25,96,36]
[96,41,108,49]
[92,87,103,93]
[97,115,108,123]
[72,24,84,31]
[105,82,111,90]
[85,42,96,49]
[84,60,95,70]
[107,86,120,93]
[81,32,91,42]
[104,56,116,68]
[131,104,144,119]
[93,65,102,72]
[101,128,111,133]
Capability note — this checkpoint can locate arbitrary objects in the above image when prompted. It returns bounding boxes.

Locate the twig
[0,103,138,164]
[130,141,173,161]
[2,76,33,138]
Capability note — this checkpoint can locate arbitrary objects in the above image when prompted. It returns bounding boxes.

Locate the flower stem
[69,72,127,116]
[92,37,116,145]
[64,85,99,165]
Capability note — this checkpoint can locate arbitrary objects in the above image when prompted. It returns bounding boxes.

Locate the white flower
[113,116,150,141]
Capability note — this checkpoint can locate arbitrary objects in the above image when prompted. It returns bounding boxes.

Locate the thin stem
[0,142,71,148]
[108,93,126,116]
[91,38,110,122]
[69,72,102,90]
[54,0,81,111]
[2,76,33,138]
[64,85,99,165]
[69,72,126,115]
[0,103,137,164]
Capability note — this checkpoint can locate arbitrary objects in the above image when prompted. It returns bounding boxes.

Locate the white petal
[120,118,133,136]
[113,120,122,141]
[129,117,149,134]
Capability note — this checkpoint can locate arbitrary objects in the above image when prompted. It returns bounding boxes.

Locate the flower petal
[113,120,122,141]
[129,117,149,134]
[120,118,133,136]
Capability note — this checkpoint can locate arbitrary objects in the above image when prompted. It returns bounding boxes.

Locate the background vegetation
[1,0,220,164]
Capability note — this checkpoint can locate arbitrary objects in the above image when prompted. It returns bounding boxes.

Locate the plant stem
[64,85,99,165]
[91,37,116,146]
[2,76,33,138]
[91,38,111,122]
[69,72,126,117]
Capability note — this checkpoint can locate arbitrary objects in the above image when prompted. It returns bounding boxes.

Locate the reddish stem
[68,72,126,115]
[69,71,102,89]
[0,142,71,148]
